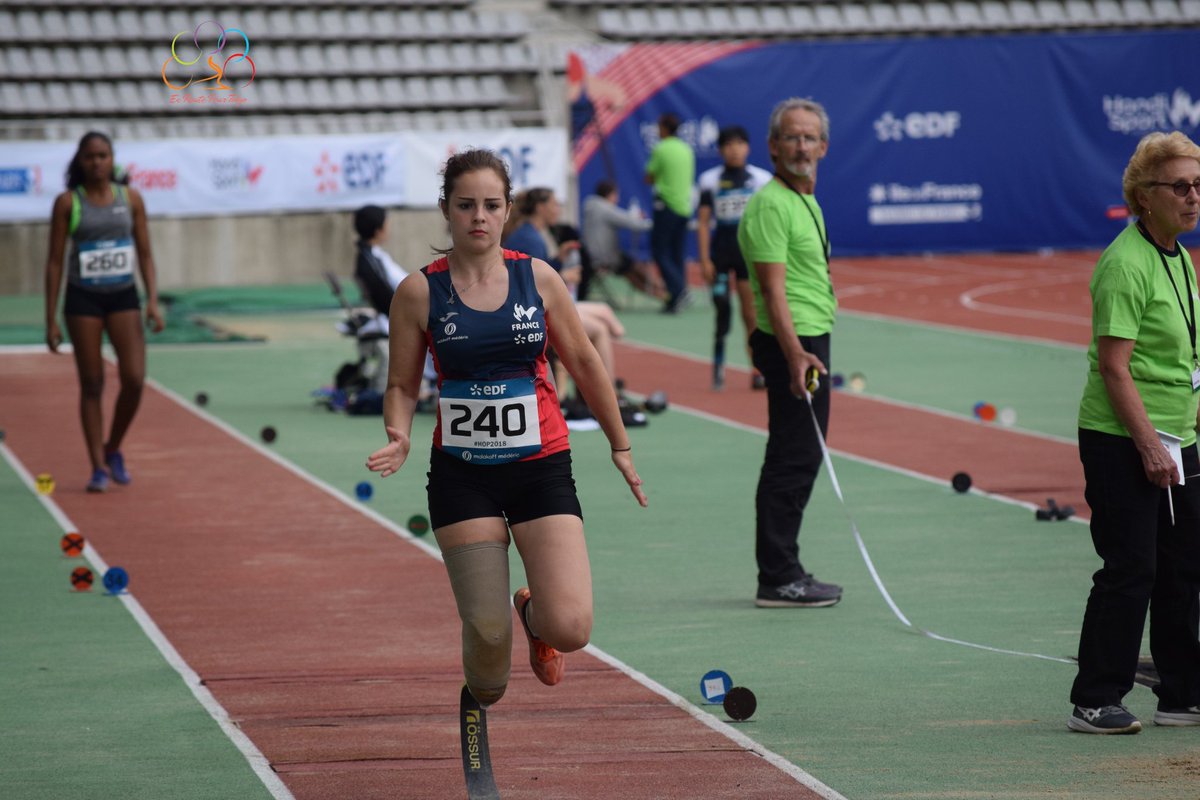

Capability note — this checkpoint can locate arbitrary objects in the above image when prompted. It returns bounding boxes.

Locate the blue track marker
[102,566,129,595]
[700,669,733,704]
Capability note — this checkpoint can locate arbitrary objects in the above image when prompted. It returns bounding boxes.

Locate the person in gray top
[580,180,658,302]
[44,131,164,493]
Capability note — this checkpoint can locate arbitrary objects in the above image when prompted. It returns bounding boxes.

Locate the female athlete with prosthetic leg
[366,150,647,793]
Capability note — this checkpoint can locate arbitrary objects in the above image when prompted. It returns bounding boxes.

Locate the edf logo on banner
[874,111,962,142]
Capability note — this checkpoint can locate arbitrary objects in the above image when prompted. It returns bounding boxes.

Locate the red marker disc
[60,533,85,557]
[70,567,94,591]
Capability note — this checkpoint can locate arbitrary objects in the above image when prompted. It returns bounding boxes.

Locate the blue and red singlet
[423,251,569,464]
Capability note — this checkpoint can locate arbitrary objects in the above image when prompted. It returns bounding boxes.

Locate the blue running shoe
[105,451,130,485]
[86,468,109,493]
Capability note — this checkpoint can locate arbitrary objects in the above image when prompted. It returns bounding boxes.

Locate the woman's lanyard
[1142,223,1200,382]
[773,172,830,268]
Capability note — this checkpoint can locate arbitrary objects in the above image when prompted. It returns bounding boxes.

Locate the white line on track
[0,442,298,800]
[837,308,1087,351]
[621,339,1081,447]
[582,646,849,799]
[959,271,1092,326]
[662,395,1084,523]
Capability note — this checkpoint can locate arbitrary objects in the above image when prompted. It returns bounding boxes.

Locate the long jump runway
[0,353,835,800]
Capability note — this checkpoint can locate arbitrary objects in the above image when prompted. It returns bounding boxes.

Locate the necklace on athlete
[447,258,499,305]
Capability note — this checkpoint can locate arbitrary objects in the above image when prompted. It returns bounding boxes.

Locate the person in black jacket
[354,205,409,316]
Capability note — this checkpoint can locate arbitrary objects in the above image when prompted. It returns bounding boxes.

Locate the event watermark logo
[1103,88,1200,136]
[162,20,255,106]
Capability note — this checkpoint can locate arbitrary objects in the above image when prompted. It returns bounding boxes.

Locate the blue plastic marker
[700,669,733,704]
[102,566,129,595]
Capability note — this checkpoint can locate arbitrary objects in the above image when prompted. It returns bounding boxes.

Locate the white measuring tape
[803,390,1074,665]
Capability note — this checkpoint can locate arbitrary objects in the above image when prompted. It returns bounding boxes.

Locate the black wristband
[611,446,631,452]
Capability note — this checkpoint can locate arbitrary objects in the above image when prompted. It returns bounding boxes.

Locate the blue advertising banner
[569,30,1200,256]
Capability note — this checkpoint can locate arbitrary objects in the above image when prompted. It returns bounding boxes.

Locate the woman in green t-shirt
[1069,131,1200,734]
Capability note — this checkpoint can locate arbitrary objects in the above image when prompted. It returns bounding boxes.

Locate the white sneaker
[1153,705,1200,726]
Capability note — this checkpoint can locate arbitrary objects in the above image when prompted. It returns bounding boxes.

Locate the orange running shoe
[513,587,564,686]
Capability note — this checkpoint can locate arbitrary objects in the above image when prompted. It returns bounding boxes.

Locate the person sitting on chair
[355,205,409,326]
[352,205,436,407]
[580,180,658,303]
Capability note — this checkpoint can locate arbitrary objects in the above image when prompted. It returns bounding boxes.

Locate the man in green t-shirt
[737,97,841,609]
[644,113,695,313]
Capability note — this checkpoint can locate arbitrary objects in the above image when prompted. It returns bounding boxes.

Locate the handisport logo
[1103,88,1200,135]
[209,158,264,191]
[873,111,962,142]
[162,20,255,102]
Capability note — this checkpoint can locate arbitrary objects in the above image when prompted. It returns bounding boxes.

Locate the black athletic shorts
[712,239,750,282]
[64,284,140,318]
[426,447,583,529]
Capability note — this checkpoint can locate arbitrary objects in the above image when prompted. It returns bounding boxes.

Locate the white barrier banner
[0,128,566,223]
[0,142,74,223]
[403,129,568,205]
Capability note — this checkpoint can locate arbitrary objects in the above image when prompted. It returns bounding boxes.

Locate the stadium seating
[0,0,1191,141]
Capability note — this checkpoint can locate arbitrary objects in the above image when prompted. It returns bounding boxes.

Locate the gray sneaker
[1067,704,1142,734]
[755,574,842,608]
[1153,705,1200,726]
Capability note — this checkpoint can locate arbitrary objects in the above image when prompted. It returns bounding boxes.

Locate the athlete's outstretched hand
[366,426,411,478]
[611,450,648,507]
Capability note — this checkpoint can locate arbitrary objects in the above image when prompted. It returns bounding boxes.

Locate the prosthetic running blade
[459,684,500,799]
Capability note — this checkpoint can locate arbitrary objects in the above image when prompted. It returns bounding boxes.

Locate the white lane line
[583,646,849,800]
[0,443,297,800]
[660,396,1085,524]
[836,308,1087,351]
[621,339,1079,447]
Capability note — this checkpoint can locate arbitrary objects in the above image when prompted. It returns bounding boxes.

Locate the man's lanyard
[1141,222,1198,366]
[773,172,830,267]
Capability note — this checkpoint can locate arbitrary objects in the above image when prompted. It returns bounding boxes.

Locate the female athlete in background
[44,131,164,493]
